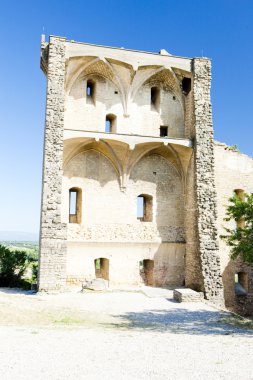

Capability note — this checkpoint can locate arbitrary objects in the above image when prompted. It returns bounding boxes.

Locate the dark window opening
[137,194,153,222]
[140,259,154,286]
[182,77,191,95]
[86,80,95,103]
[151,87,160,111]
[105,114,116,133]
[235,272,248,295]
[69,188,82,224]
[160,126,168,137]
[94,258,109,280]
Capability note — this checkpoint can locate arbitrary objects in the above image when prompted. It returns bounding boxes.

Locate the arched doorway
[94,258,109,281]
[140,259,154,286]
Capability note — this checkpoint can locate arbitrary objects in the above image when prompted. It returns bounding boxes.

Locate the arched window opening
[151,87,160,111]
[137,194,153,222]
[140,259,154,286]
[86,80,95,104]
[94,258,109,280]
[182,77,191,95]
[105,114,116,133]
[69,187,82,224]
[235,272,248,295]
[234,189,245,228]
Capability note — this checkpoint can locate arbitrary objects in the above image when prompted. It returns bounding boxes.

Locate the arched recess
[64,139,122,178]
[130,152,184,232]
[127,144,183,183]
[131,67,184,109]
[63,147,121,189]
[66,58,127,113]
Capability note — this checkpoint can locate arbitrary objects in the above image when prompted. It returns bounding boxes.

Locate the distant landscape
[0,231,38,242]
[0,231,38,256]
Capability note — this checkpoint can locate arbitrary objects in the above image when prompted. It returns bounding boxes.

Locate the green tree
[0,244,37,287]
[221,192,253,263]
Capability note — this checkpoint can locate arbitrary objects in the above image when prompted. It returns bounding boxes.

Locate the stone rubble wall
[214,142,253,315]
[67,223,185,242]
[192,58,224,303]
[38,36,68,291]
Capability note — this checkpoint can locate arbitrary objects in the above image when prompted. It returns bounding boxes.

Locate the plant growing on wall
[221,192,253,263]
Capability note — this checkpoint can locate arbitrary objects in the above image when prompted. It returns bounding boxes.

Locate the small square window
[160,126,168,137]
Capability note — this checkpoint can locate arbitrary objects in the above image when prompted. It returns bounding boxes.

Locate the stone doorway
[140,259,154,286]
[94,258,109,281]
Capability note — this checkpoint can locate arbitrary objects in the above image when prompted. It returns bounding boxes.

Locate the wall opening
[94,258,109,280]
[105,114,117,133]
[151,87,160,111]
[137,194,153,222]
[160,126,168,137]
[235,272,248,295]
[234,189,245,228]
[140,259,154,286]
[86,79,95,104]
[182,77,191,95]
[69,187,82,224]
[234,189,245,200]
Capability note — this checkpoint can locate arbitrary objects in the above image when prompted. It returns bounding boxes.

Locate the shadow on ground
[106,304,253,336]
[0,288,36,296]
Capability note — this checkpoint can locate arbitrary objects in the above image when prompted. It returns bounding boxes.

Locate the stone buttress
[38,36,68,291]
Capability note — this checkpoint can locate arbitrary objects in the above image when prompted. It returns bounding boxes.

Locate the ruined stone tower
[39,35,224,303]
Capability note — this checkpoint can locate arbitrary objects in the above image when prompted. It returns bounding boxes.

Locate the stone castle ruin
[39,35,253,315]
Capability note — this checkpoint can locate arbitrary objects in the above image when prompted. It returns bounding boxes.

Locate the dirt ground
[0,288,253,380]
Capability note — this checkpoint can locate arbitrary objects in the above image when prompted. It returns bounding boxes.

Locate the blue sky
[0,0,252,234]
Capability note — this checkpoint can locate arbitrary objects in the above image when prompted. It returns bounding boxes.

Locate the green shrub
[0,244,37,288]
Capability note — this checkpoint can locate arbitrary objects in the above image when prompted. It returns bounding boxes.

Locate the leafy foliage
[0,244,37,287]
[221,193,253,263]
[227,144,240,153]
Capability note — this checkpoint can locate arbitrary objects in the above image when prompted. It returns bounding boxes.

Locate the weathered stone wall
[38,36,68,291]
[65,68,184,138]
[185,153,204,292]
[215,142,253,315]
[191,58,223,303]
[63,149,185,286]
[66,242,185,287]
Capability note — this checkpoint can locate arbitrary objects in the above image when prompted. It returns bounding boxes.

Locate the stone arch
[67,59,127,112]
[128,146,183,181]
[132,68,184,108]
[63,149,120,188]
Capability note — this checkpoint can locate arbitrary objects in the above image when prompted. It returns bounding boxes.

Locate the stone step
[173,288,204,302]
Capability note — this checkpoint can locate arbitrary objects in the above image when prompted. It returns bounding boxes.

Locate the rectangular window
[235,272,248,295]
[86,80,95,104]
[69,191,77,215]
[69,188,82,224]
[137,196,144,219]
[151,87,160,111]
[160,126,168,137]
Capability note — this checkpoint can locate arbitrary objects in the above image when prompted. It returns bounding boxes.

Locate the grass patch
[54,316,87,325]
[219,315,253,330]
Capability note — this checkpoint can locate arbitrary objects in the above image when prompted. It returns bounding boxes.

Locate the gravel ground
[0,288,252,380]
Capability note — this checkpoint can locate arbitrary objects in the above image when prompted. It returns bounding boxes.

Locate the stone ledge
[173,288,204,303]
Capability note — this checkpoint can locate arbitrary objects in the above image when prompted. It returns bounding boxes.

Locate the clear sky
[0,0,252,234]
